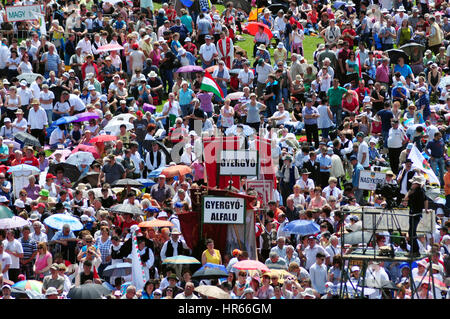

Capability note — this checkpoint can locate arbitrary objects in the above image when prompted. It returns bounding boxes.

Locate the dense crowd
[0,0,449,300]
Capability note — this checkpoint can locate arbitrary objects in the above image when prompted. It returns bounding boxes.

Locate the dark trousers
[388,146,403,175]
[305,123,319,148]
[31,128,45,146]
[161,68,174,94]
[20,261,34,280]
[8,268,20,283]
[409,213,422,254]
[319,171,330,189]
[98,262,111,283]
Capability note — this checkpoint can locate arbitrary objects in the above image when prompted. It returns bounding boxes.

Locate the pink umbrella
[232,260,270,272]
[49,149,72,160]
[226,92,244,100]
[96,43,124,53]
[176,65,204,73]
[0,216,29,229]
[72,145,100,159]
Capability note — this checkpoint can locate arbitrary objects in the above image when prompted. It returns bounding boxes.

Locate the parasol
[13,131,41,147]
[161,165,192,178]
[44,213,83,231]
[245,22,273,39]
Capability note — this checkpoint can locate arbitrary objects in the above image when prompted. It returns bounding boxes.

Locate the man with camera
[402,175,428,258]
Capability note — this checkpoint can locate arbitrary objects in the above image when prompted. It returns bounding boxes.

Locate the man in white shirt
[162,93,181,131]
[238,61,254,90]
[17,80,33,111]
[174,281,198,299]
[0,38,11,72]
[302,236,330,270]
[77,34,93,56]
[66,92,87,114]
[387,119,406,175]
[27,99,48,146]
[296,169,315,191]
[269,103,290,126]
[30,75,44,99]
[145,141,166,171]
[309,252,328,295]
[3,230,24,282]
[199,35,217,69]
[356,132,370,169]
[0,241,12,281]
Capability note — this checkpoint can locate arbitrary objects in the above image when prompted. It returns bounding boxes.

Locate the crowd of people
[0,0,449,300]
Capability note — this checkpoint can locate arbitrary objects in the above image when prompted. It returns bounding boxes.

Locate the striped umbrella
[12,280,43,294]
[162,255,201,265]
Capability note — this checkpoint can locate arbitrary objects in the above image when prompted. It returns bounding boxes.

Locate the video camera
[375,183,400,209]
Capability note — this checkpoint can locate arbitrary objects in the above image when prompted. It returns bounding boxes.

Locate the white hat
[419,86,427,93]
[29,213,40,221]
[20,80,28,86]
[277,42,284,49]
[185,37,192,42]
[86,73,94,79]
[4,117,11,123]
[213,15,220,20]
[14,199,25,208]
[189,131,198,137]
[143,35,150,41]
[369,137,378,144]
[88,85,95,91]
[178,48,186,55]
[397,5,406,11]
[149,71,158,78]
[80,215,90,222]
[300,288,316,299]
[45,287,59,296]
[363,96,371,103]
[351,265,360,272]
[157,211,168,218]
[100,95,108,102]
[158,174,166,179]
[0,196,9,203]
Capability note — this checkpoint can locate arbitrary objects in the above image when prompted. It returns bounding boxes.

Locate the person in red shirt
[355,80,370,108]
[121,213,139,233]
[342,91,359,115]
[342,22,357,49]
[21,146,39,167]
[165,3,177,21]
[307,7,319,29]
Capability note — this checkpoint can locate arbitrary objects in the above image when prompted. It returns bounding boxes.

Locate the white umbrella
[104,120,134,133]
[438,75,450,90]
[0,216,29,229]
[65,152,95,166]
[111,113,136,122]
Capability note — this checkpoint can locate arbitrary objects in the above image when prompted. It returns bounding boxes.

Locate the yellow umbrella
[249,8,264,21]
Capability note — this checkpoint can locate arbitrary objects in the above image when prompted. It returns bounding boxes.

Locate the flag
[31,11,47,36]
[180,0,194,7]
[131,230,147,291]
[408,145,440,186]
[357,52,362,79]
[200,71,224,99]
[249,8,264,21]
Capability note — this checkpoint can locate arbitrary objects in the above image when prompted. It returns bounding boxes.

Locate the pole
[232,224,244,251]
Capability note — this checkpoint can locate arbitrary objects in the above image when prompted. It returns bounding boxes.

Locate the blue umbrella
[147,167,164,179]
[199,263,227,273]
[7,164,40,175]
[282,220,320,236]
[136,179,156,188]
[102,262,132,277]
[44,213,83,231]
[52,115,78,126]
[333,1,346,9]
[145,206,160,213]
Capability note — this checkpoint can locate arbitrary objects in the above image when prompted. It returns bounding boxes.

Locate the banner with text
[219,150,258,176]
[202,196,246,224]
[6,5,43,22]
[358,170,387,190]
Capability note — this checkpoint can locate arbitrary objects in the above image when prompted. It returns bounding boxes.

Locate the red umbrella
[245,22,273,40]
[89,135,117,144]
[72,144,100,159]
[96,43,124,53]
[161,165,192,178]
[233,260,270,272]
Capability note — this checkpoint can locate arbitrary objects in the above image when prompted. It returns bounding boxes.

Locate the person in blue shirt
[113,15,127,32]
[425,131,446,185]
[394,57,414,80]
[350,155,364,204]
[170,17,189,43]
[317,145,332,188]
[391,82,408,109]
[376,102,394,149]
[416,86,431,121]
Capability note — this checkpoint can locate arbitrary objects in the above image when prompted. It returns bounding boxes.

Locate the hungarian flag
[408,145,440,186]
[200,71,224,99]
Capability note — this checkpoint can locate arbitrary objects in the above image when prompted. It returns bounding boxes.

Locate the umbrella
[109,204,144,215]
[65,152,96,166]
[136,178,156,188]
[0,206,14,219]
[72,144,100,159]
[89,135,117,144]
[12,280,43,294]
[52,115,78,126]
[102,262,132,277]
[342,231,374,245]
[143,205,160,213]
[245,22,273,40]
[233,0,252,14]
[13,131,41,147]
[161,165,192,178]
[199,263,228,272]
[48,163,81,182]
[438,75,450,90]
[282,220,320,236]
[162,255,201,265]
[205,65,219,73]
[3,139,21,151]
[11,288,44,299]
[267,3,288,14]
[146,167,164,179]
[386,49,409,64]
[225,124,255,136]
[49,149,72,161]
[44,213,83,231]
[103,120,134,133]
[414,276,447,290]
[138,219,173,228]
[229,69,242,75]
[225,92,244,100]
[7,164,40,175]
[74,112,100,123]
[194,285,231,299]
[233,260,270,272]
[17,73,40,84]
[111,179,144,188]
[0,216,29,229]
[333,1,346,9]
[67,283,111,299]
[111,113,136,122]
[176,65,204,73]
[192,267,228,280]
[96,43,124,53]
[400,42,426,57]
[112,187,141,196]
[74,172,100,188]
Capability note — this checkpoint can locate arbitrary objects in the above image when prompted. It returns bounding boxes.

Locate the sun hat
[170,228,181,235]
[39,189,50,197]
[300,288,316,299]
[149,71,158,77]
[45,287,59,296]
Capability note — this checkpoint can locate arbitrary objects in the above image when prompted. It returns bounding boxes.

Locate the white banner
[202,196,246,224]
[219,150,258,176]
[408,145,440,186]
[6,5,43,22]
[358,170,387,190]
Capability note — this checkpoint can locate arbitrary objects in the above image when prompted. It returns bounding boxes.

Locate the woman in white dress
[220,98,235,130]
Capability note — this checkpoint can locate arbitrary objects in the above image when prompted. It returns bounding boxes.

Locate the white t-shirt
[12,117,27,134]
[387,127,406,148]
[0,251,12,280]
[199,43,217,62]
[49,127,64,145]
[272,110,290,125]
[2,239,23,269]
[39,90,55,110]
[357,141,370,167]
[69,94,87,112]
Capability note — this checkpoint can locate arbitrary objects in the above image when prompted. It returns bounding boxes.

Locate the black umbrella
[361,72,374,85]
[73,171,100,188]
[267,3,288,14]
[400,42,426,57]
[192,267,229,280]
[111,179,144,188]
[67,283,111,299]
[109,203,144,215]
[48,163,81,182]
[13,132,41,147]
[386,49,409,64]
[234,0,252,14]
[142,140,172,163]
